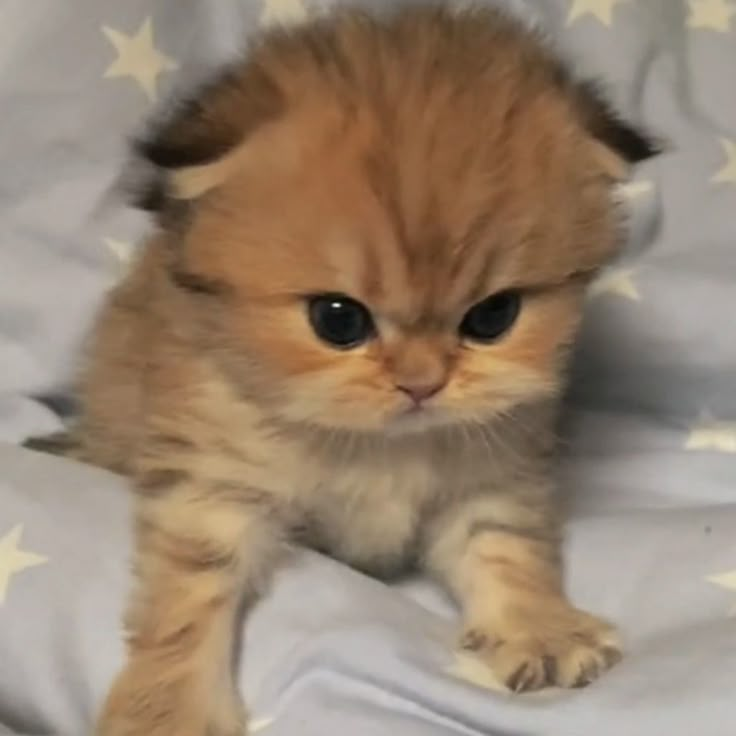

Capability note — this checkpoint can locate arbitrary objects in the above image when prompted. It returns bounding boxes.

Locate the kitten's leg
[97,469,282,736]
[424,489,620,692]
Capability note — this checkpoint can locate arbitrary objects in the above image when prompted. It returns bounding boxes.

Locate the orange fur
[24,6,657,735]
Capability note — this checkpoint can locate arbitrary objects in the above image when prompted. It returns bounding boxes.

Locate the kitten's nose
[396,381,445,404]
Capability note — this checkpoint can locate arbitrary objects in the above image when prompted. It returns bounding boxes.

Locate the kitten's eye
[308,294,375,349]
[460,290,521,343]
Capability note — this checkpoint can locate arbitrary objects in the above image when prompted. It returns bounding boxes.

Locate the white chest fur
[281,433,480,575]
[309,445,438,572]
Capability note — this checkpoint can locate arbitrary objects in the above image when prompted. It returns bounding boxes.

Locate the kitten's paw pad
[461,610,620,692]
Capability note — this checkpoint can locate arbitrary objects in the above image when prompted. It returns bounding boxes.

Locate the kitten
[26,5,657,735]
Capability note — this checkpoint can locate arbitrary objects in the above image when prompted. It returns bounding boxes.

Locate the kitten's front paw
[460,604,621,692]
[96,664,247,736]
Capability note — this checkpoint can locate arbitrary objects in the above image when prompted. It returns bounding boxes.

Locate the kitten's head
[139,6,658,434]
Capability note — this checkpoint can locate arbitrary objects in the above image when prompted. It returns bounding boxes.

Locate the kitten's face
[180,96,614,434]
[153,8,655,435]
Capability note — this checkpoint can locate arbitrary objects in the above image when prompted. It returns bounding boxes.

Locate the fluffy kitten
[26,5,657,735]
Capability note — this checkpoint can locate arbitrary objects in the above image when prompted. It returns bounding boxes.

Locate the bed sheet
[1,1,735,734]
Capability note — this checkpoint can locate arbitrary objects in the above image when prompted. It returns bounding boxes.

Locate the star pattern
[251,718,276,733]
[707,570,736,615]
[567,0,629,26]
[588,268,640,301]
[0,525,48,605]
[712,139,736,185]
[687,0,736,32]
[104,237,134,264]
[686,417,736,453]
[102,18,178,102]
[447,653,558,697]
[260,0,309,27]
[447,653,505,693]
[616,180,654,201]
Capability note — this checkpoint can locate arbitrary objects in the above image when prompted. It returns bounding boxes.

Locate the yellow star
[707,570,736,615]
[713,138,736,185]
[260,0,309,27]
[708,571,736,589]
[251,718,275,733]
[588,268,640,301]
[104,237,134,264]
[0,525,48,605]
[567,0,629,26]
[686,417,736,453]
[687,0,735,32]
[447,653,505,693]
[447,653,558,697]
[102,18,178,102]
[616,180,654,201]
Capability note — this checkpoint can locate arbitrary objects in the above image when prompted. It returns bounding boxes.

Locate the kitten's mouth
[396,400,432,418]
[387,402,445,433]
[402,402,426,415]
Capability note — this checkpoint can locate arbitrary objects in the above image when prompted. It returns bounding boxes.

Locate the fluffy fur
[25,6,657,735]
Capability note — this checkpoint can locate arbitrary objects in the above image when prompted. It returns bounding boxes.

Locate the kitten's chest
[293,442,448,575]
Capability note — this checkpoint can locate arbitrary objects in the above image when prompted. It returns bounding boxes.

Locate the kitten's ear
[573,81,660,181]
[135,65,283,214]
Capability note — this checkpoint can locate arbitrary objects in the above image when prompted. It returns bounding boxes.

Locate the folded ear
[134,64,283,215]
[573,80,660,181]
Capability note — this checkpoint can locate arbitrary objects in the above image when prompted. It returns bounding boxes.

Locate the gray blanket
[1,1,736,734]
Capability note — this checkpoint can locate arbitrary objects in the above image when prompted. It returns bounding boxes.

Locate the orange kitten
[26,6,657,735]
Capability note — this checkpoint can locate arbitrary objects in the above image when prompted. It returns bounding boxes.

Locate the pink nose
[396,381,445,404]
